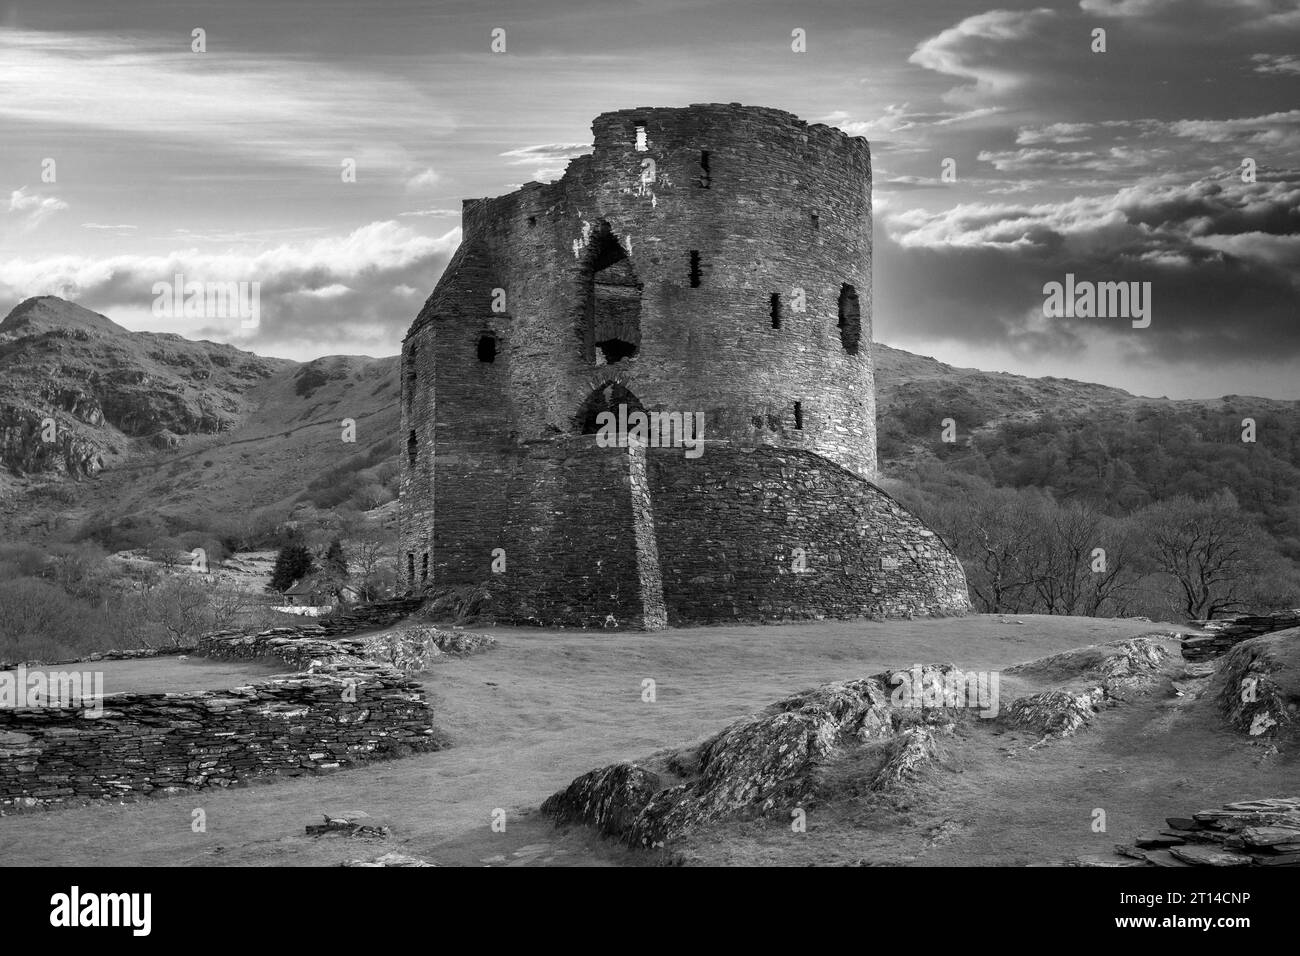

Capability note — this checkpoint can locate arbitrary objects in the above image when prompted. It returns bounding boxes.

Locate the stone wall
[0,665,441,813]
[649,446,970,623]
[414,438,967,628]
[1181,609,1300,661]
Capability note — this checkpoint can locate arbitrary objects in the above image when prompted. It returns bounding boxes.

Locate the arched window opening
[580,222,642,366]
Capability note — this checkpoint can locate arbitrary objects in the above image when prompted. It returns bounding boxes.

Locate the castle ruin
[400,104,969,627]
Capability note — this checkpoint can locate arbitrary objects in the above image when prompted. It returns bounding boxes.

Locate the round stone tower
[400,104,968,627]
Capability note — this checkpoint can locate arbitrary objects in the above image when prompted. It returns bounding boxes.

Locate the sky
[0,0,1297,399]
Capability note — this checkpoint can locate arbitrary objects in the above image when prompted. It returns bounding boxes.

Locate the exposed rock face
[1001,636,1172,739]
[542,674,941,848]
[1181,610,1300,662]
[0,296,287,479]
[544,635,1181,849]
[1214,628,1299,738]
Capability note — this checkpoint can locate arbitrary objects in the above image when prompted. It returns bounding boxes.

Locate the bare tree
[1134,490,1283,620]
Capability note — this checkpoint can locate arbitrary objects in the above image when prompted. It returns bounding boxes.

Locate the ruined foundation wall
[0,669,440,812]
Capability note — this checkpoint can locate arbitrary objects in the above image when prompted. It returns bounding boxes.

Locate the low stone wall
[196,623,495,672]
[196,627,368,669]
[0,663,442,813]
[1181,610,1300,662]
[0,645,193,671]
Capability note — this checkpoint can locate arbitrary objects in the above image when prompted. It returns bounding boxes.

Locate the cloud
[908,8,1059,102]
[81,223,138,231]
[498,143,591,183]
[1251,52,1300,73]
[6,187,68,228]
[822,105,1001,138]
[978,145,1165,173]
[405,169,441,190]
[1081,0,1300,28]
[399,208,461,218]
[0,29,451,172]
[0,221,461,357]
[1168,109,1300,151]
[876,168,1300,367]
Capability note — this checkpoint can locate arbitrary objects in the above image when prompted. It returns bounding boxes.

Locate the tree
[1133,490,1284,620]
[269,542,315,592]
[319,538,351,599]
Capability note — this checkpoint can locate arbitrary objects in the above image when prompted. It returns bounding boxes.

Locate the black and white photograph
[0,0,1297,926]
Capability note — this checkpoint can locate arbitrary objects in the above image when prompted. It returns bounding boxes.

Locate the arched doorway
[574,381,646,438]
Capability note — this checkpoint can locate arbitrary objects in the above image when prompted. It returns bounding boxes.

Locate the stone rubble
[1180,609,1300,662]
[1109,797,1300,867]
[0,665,444,813]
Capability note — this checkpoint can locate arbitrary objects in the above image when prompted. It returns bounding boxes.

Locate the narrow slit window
[405,346,417,409]
[838,283,862,355]
[699,150,711,188]
[421,553,429,582]
[811,212,819,230]
[770,293,781,329]
[793,401,803,430]
[407,553,415,585]
[689,251,701,287]
[407,429,417,467]
[477,334,497,363]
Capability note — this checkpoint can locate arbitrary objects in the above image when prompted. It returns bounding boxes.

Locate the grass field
[2,614,1292,867]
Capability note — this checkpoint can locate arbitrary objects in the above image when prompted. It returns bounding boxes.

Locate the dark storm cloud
[877,168,1300,364]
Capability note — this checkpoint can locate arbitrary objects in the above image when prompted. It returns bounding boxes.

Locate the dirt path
[0,615,1213,867]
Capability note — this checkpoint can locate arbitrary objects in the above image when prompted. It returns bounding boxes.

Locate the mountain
[0,297,397,548]
[0,296,290,481]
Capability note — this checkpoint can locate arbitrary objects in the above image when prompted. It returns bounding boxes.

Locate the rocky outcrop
[542,674,944,848]
[1001,637,1172,739]
[544,635,1179,849]
[1181,610,1300,662]
[1213,628,1299,738]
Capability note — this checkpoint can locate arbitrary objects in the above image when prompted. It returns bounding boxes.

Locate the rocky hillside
[0,297,289,480]
[0,297,398,547]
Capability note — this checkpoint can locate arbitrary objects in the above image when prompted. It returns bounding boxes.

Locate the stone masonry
[399,103,970,627]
